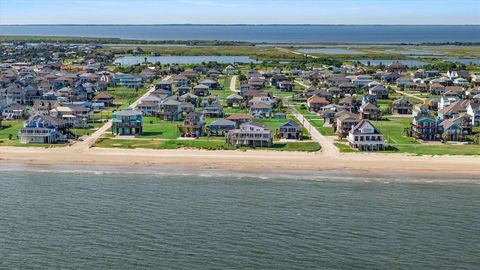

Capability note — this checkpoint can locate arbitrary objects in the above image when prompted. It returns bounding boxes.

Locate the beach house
[307,96,329,112]
[226,122,273,147]
[335,111,360,138]
[19,114,68,144]
[369,85,389,99]
[157,99,183,121]
[466,102,480,126]
[440,115,472,141]
[207,119,236,136]
[112,108,143,136]
[178,112,205,138]
[347,120,386,151]
[392,98,413,114]
[359,102,381,120]
[276,121,302,140]
[408,113,439,141]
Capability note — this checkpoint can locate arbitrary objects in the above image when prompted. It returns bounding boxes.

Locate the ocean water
[1,25,480,43]
[0,166,479,269]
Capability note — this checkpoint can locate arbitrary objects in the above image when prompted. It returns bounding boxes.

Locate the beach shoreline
[1,146,479,180]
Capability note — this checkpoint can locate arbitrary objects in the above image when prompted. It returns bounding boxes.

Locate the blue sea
[0,165,479,269]
[1,25,480,43]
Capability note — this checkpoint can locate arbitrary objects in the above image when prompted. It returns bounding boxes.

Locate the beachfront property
[178,112,205,138]
[226,122,273,147]
[276,121,302,140]
[19,114,69,144]
[207,119,236,136]
[407,113,439,141]
[440,115,472,141]
[112,108,143,136]
[347,120,386,151]
[156,99,183,121]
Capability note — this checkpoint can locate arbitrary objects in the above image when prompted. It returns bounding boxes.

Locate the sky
[0,0,479,25]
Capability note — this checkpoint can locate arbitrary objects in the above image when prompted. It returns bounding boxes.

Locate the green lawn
[138,117,182,139]
[135,116,312,140]
[0,120,23,146]
[392,144,480,156]
[95,138,320,152]
[373,117,418,145]
[106,87,148,110]
[334,142,357,153]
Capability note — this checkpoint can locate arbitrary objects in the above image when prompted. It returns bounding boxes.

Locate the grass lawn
[106,87,148,110]
[334,142,358,153]
[0,120,23,146]
[95,137,320,152]
[138,117,182,139]
[373,116,417,145]
[392,144,480,156]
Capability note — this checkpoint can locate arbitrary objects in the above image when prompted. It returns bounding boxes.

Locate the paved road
[288,103,339,156]
[285,79,339,155]
[230,75,238,93]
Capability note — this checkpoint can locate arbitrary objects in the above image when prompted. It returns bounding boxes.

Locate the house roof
[227,114,251,120]
[350,120,382,135]
[114,108,141,117]
[138,101,157,107]
[194,84,209,89]
[94,92,114,100]
[226,94,244,100]
[279,121,300,128]
[360,102,379,111]
[209,119,235,127]
[250,102,272,109]
[27,114,67,127]
[308,96,329,104]
[439,100,469,115]
[392,98,412,106]
[337,111,359,122]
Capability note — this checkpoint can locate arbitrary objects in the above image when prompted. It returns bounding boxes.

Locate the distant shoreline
[1,34,480,47]
[2,24,480,26]
[1,25,479,44]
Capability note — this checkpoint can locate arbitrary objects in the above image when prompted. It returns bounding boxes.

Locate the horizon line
[1,24,479,26]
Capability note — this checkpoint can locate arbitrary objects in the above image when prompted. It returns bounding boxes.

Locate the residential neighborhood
[0,41,479,155]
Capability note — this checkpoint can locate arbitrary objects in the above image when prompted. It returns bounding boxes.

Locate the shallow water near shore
[0,166,479,269]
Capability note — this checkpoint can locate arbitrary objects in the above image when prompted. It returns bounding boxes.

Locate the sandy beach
[0,146,479,179]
